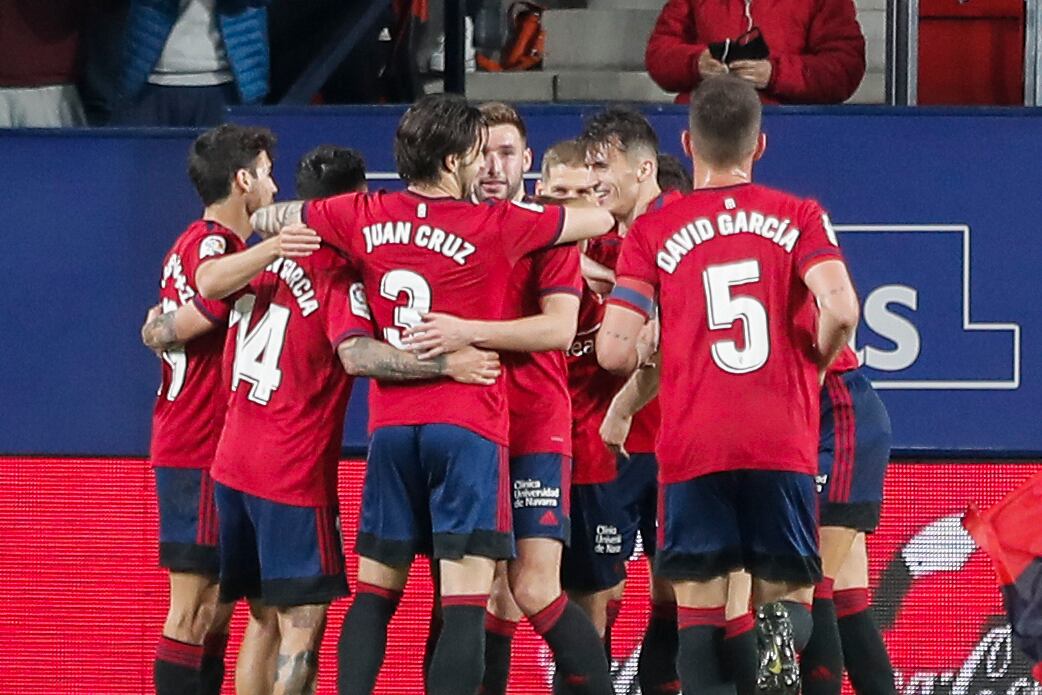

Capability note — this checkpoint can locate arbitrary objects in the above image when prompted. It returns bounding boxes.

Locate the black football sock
[638,601,680,695]
[836,589,897,695]
[155,636,203,695]
[676,606,732,694]
[779,600,814,652]
[722,611,757,695]
[604,598,622,661]
[532,594,612,695]
[423,607,443,693]
[480,612,518,695]
[428,595,488,695]
[200,631,229,695]
[337,582,403,695]
[801,579,844,695]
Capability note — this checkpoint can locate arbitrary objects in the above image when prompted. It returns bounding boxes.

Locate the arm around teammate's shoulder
[556,204,615,245]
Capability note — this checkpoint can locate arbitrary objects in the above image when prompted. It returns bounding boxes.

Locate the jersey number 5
[230,295,290,405]
[702,259,770,374]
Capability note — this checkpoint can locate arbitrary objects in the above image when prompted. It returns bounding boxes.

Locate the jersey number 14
[230,295,290,405]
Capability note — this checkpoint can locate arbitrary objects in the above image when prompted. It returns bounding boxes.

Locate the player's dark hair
[395,93,485,185]
[187,124,276,206]
[656,152,693,193]
[478,101,527,143]
[689,75,762,167]
[540,139,586,179]
[579,106,659,159]
[295,145,367,199]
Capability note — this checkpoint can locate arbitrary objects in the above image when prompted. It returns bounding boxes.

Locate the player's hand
[697,49,729,79]
[274,223,321,258]
[444,346,501,385]
[581,254,615,296]
[142,304,164,356]
[729,59,772,90]
[402,313,477,359]
[600,409,633,459]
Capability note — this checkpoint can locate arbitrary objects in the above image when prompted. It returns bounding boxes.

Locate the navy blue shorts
[511,453,571,543]
[820,370,892,532]
[654,470,822,585]
[561,453,658,593]
[357,424,514,565]
[155,467,220,576]
[215,483,348,606]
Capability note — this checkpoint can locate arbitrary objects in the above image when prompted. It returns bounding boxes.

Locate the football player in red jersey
[598,75,860,694]
[140,124,317,695]
[400,108,613,695]
[551,108,681,694]
[250,93,615,695]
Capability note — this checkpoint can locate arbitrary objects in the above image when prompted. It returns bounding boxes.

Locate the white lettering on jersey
[656,211,800,275]
[265,258,320,317]
[161,253,195,305]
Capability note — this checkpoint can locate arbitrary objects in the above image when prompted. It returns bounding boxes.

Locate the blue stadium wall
[0,106,1039,458]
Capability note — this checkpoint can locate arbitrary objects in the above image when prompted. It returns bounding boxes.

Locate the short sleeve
[324,267,375,348]
[607,218,658,320]
[495,199,566,265]
[189,229,246,324]
[796,200,845,277]
[532,245,582,299]
[303,193,364,256]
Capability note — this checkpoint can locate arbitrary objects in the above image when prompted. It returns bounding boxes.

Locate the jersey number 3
[230,295,290,405]
[380,269,432,349]
[702,259,770,374]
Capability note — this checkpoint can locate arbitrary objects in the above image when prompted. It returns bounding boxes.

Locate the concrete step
[554,70,674,101]
[587,0,665,10]
[858,8,887,72]
[543,9,659,70]
[465,71,556,101]
[846,69,885,104]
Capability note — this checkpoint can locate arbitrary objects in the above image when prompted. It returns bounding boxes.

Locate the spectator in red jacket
[645,0,866,104]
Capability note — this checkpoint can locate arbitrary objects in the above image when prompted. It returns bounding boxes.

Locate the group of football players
[142,75,899,695]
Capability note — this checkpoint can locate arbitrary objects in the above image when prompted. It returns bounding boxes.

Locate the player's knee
[165,597,217,642]
[511,573,561,616]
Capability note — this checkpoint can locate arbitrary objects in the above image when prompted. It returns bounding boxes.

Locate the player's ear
[522,147,533,173]
[534,178,546,196]
[753,132,767,161]
[443,152,459,175]
[234,167,253,193]
[681,130,694,159]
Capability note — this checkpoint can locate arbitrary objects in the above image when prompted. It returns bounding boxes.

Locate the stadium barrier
[1,456,1039,694]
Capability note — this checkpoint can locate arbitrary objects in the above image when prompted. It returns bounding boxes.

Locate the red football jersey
[210,248,373,506]
[611,183,845,483]
[150,220,245,470]
[829,345,860,373]
[304,190,565,445]
[504,245,582,458]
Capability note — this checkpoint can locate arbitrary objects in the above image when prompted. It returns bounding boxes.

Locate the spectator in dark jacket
[113,0,270,126]
[645,0,865,104]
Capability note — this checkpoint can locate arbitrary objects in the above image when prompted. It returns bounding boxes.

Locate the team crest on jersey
[199,235,227,259]
[349,283,371,320]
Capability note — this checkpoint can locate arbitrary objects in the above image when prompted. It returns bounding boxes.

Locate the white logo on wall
[836,225,1021,391]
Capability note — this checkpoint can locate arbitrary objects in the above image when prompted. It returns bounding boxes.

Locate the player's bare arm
[401,293,580,359]
[601,352,661,458]
[528,195,614,245]
[804,259,860,372]
[580,253,615,295]
[338,337,502,385]
[249,200,306,239]
[140,301,218,352]
[596,303,648,376]
[195,223,320,299]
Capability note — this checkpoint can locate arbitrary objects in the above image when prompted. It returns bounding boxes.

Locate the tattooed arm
[337,337,501,385]
[140,302,216,353]
[250,201,305,239]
